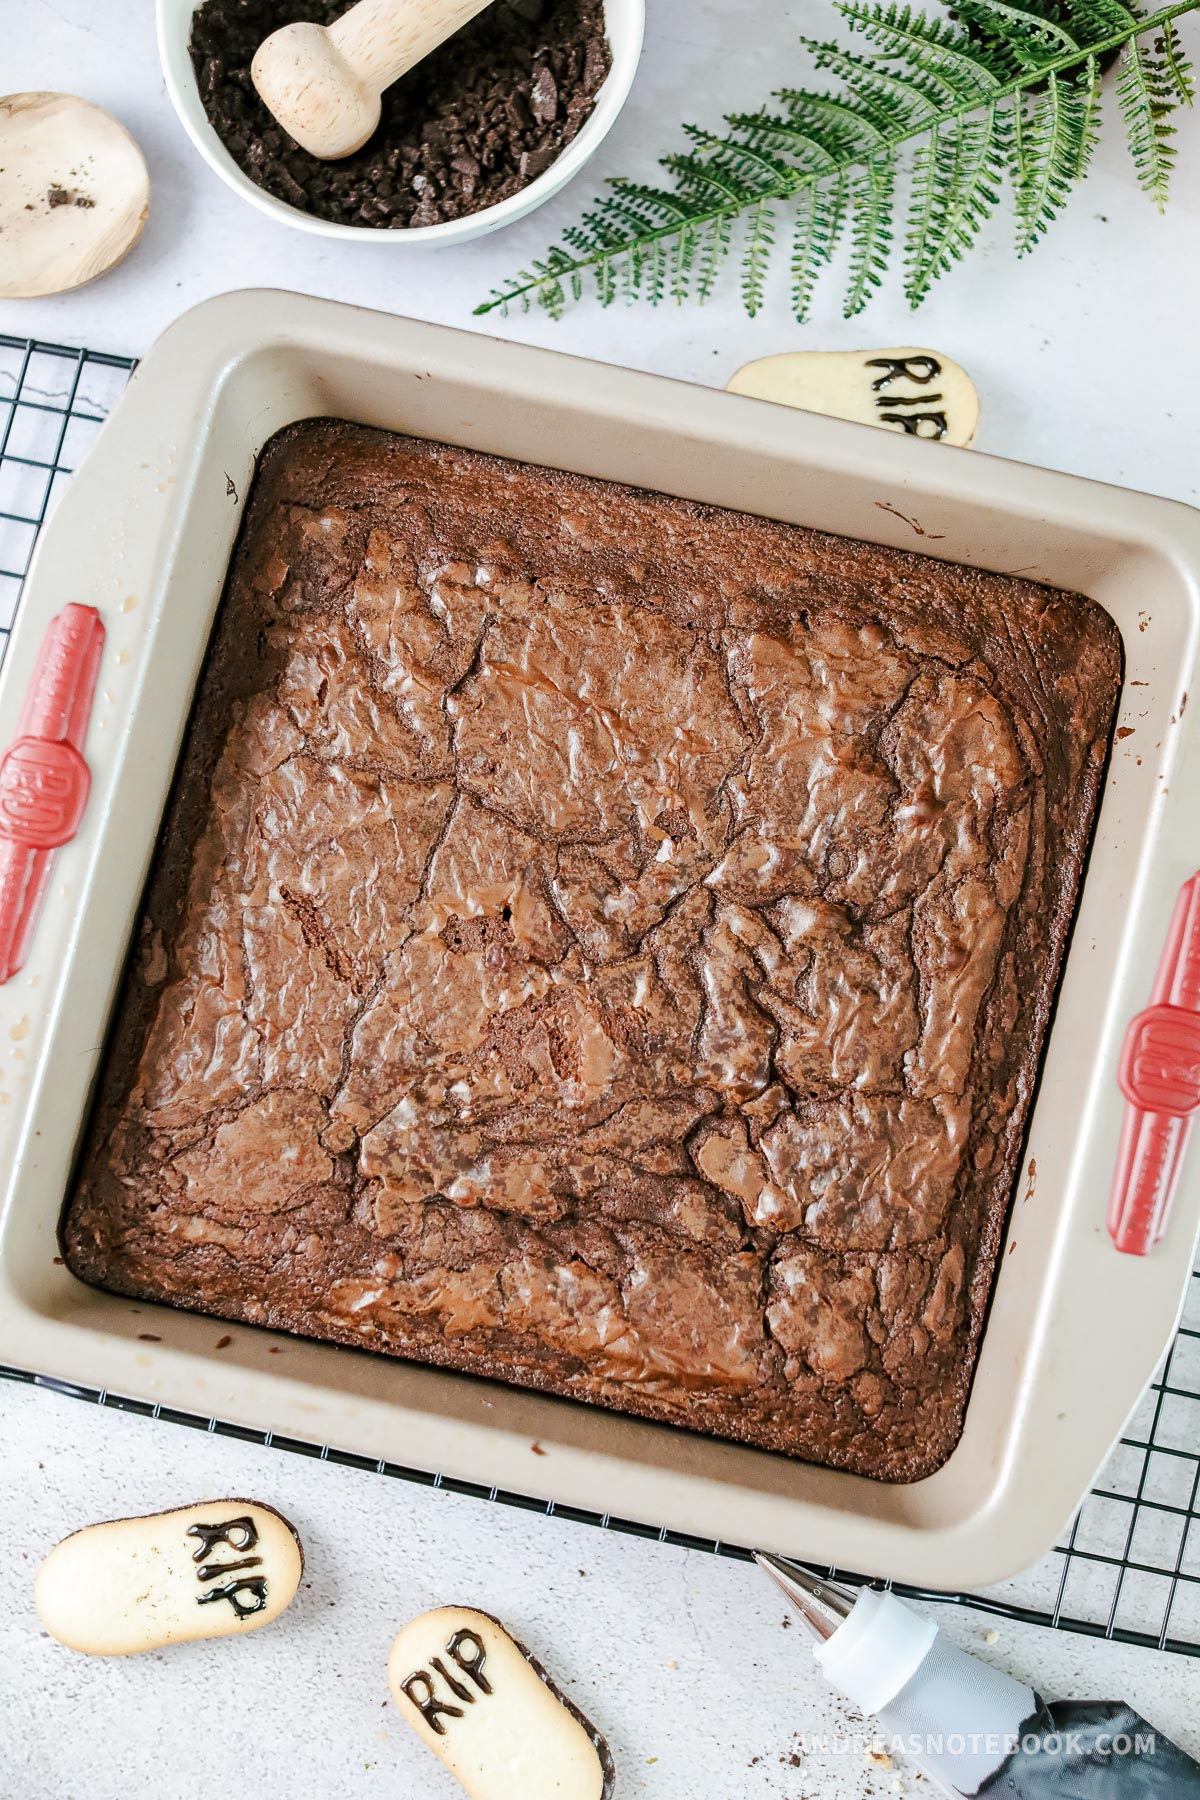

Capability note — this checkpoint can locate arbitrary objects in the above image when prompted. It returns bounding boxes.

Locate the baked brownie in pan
[65,421,1121,1481]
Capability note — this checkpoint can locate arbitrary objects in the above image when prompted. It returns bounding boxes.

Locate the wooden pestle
[251,0,497,160]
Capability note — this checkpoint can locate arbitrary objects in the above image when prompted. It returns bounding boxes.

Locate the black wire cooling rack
[2,331,1199,1660]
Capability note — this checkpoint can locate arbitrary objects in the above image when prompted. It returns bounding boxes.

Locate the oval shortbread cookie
[35,1500,303,1655]
[726,346,979,446]
[388,1606,615,1800]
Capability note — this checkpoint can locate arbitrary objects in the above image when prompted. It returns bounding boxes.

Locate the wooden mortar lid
[0,92,150,300]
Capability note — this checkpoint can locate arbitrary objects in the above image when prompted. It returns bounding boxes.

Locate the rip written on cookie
[390,1606,615,1799]
[401,1626,493,1733]
[36,1501,302,1654]
[188,1515,269,1618]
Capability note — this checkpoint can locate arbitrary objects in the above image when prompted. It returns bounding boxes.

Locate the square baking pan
[2,290,1198,1590]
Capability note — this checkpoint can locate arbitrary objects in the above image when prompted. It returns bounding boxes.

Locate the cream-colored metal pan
[2,291,1198,1588]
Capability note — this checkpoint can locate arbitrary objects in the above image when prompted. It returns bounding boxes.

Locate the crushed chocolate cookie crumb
[189,0,611,229]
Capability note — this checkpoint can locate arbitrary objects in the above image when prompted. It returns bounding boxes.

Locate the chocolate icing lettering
[449,1628,492,1694]
[879,411,949,439]
[862,357,950,438]
[866,354,942,388]
[188,1518,266,1612]
[431,1656,473,1703]
[402,1629,496,1736]
[196,1555,263,1583]
[402,1670,465,1736]
[197,1575,270,1617]
[188,1516,259,1559]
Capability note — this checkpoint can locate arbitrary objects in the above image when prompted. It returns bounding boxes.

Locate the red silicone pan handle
[0,604,104,985]
[1109,872,1200,1254]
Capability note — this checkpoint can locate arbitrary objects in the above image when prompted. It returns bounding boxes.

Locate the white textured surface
[3,0,1200,1793]
[6,1383,1200,1800]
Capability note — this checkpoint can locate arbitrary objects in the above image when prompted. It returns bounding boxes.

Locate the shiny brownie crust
[65,421,1121,1480]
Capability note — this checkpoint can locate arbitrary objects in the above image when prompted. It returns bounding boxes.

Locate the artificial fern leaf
[803,38,945,124]
[906,108,1004,301]
[1118,32,1184,203]
[1067,54,1106,178]
[699,212,736,301]
[659,151,755,211]
[741,201,777,314]
[680,124,801,197]
[729,109,841,175]
[905,122,943,299]
[950,0,1080,66]
[1010,64,1101,252]
[1158,16,1198,100]
[791,173,849,318]
[475,0,1200,322]
[777,87,891,158]
[837,4,1014,94]
[1059,0,1137,39]
[845,155,896,313]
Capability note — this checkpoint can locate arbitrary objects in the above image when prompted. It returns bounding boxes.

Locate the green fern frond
[1058,0,1136,39]
[790,173,849,318]
[803,38,946,123]
[680,125,803,195]
[696,211,736,301]
[1158,15,1198,99]
[475,0,1199,321]
[906,108,1004,300]
[950,0,1081,65]
[845,155,896,313]
[1010,62,1103,251]
[658,151,756,210]
[1118,29,1185,203]
[729,109,842,174]
[741,201,776,314]
[836,3,1013,95]
[778,86,892,156]
[1068,53,1107,176]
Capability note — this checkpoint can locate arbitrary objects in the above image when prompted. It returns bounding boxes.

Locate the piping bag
[756,1554,1200,1797]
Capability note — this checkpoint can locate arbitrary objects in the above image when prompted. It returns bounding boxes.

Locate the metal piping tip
[753,1552,857,1644]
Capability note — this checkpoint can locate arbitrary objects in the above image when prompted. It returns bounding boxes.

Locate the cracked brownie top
[65,421,1121,1480]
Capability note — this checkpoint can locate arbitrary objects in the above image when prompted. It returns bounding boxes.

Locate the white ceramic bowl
[156,0,644,246]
